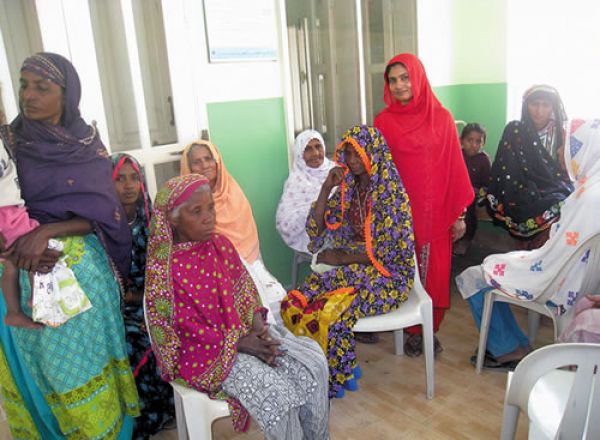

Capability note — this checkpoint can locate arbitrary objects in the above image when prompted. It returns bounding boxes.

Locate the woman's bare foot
[4,312,44,329]
[495,345,531,364]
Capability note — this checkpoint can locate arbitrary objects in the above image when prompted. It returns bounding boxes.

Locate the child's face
[462,131,485,157]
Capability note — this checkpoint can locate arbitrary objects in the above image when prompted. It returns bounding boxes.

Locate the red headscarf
[374,53,473,243]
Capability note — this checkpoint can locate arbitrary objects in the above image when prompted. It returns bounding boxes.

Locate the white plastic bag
[31,239,92,327]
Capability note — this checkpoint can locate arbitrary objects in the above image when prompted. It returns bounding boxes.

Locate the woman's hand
[10,225,53,272]
[317,249,345,266]
[238,327,284,366]
[451,218,466,242]
[322,167,345,192]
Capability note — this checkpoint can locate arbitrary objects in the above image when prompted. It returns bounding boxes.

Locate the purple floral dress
[282,125,415,397]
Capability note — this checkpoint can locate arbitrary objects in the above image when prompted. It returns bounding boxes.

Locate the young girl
[453,123,491,256]
[1,138,43,328]
[1,139,89,328]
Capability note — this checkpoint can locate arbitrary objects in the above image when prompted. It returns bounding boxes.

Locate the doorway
[285,0,417,151]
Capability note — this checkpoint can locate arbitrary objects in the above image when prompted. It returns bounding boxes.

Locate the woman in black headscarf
[486,85,572,249]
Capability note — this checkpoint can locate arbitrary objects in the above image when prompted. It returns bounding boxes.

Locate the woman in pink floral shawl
[144,174,329,438]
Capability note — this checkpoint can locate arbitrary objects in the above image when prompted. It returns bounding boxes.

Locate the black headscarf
[486,85,572,239]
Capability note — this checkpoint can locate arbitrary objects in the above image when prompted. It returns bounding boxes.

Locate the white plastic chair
[143,298,230,440]
[290,250,312,288]
[476,235,600,373]
[501,343,600,440]
[352,253,435,399]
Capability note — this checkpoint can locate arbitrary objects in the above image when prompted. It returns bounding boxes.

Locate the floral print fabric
[281,125,415,397]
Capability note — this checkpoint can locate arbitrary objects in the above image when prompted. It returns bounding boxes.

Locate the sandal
[469,352,520,372]
[404,334,423,357]
[434,335,443,355]
[355,332,380,344]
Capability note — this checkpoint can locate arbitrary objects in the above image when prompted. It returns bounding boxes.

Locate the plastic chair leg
[422,324,435,399]
[477,292,495,374]
[182,394,217,440]
[500,403,520,440]
[393,329,404,355]
[291,253,299,288]
[527,310,540,346]
[173,390,188,440]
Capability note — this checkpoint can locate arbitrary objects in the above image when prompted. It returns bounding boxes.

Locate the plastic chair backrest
[505,343,600,439]
[411,252,424,289]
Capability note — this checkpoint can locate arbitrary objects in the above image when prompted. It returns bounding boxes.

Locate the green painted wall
[434,82,507,157]
[206,97,293,285]
[450,0,507,85]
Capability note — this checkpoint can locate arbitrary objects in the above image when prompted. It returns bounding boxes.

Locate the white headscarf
[276,130,334,253]
[456,119,600,315]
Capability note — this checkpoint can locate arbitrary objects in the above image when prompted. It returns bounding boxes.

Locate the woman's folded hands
[238,325,285,366]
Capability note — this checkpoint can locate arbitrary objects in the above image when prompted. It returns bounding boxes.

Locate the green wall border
[434,82,507,157]
[207,97,293,285]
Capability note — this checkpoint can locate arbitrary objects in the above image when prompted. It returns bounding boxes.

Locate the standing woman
[486,85,572,250]
[111,153,175,439]
[374,53,474,356]
[0,53,139,439]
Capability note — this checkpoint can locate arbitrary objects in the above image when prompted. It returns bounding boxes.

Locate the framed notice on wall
[203,0,279,62]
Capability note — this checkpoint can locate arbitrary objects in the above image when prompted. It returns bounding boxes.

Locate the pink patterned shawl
[144,173,264,431]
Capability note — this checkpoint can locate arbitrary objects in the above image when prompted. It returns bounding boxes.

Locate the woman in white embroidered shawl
[456,119,600,367]
[276,130,334,254]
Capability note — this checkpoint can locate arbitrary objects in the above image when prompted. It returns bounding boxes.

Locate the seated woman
[144,174,329,439]
[276,129,334,254]
[111,153,174,439]
[0,52,139,438]
[457,119,600,368]
[281,125,415,398]
[486,85,572,250]
[180,140,286,322]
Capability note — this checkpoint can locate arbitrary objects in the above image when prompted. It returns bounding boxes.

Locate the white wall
[417,0,454,86]
[507,0,600,120]
[417,0,506,87]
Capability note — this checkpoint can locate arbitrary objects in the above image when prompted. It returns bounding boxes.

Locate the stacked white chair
[501,343,600,439]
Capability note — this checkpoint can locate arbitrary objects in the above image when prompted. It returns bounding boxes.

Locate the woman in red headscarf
[374,53,474,356]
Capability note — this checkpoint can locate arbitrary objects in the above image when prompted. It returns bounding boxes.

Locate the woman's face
[189,146,218,189]
[387,64,413,105]
[462,131,485,157]
[527,98,553,130]
[303,138,325,168]
[170,190,216,243]
[19,70,64,125]
[114,161,141,207]
[344,143,366,176]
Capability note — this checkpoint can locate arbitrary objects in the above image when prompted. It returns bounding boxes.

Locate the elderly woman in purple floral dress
[281,125,415,398]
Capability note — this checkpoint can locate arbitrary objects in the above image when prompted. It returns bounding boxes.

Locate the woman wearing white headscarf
[456,119,600,367]
[276,130,334,253]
